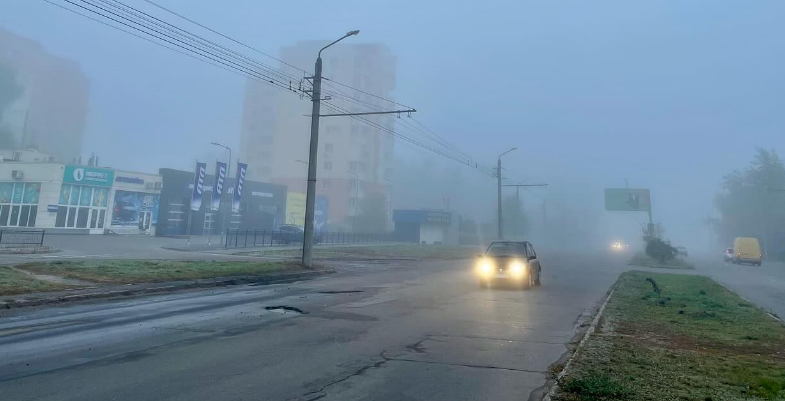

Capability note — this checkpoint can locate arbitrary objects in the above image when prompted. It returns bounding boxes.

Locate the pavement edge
[541,284,617,401]
[1,268,335,310]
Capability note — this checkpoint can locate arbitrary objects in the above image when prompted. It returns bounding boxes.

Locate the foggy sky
[1,0,783,250]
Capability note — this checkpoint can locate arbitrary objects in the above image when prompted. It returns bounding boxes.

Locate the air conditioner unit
[154,182,162,189]
[145,182,154,190]
[11,170,23,179]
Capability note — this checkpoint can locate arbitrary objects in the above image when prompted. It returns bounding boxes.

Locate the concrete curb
[1,269,335,310]
[542,285,616,401]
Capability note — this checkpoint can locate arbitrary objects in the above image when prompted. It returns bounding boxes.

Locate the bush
[643,236,677,264]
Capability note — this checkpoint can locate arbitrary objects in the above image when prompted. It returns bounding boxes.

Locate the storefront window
[0,182,41,227]
[55,184,107,229]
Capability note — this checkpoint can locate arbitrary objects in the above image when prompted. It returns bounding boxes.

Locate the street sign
[605,188,651,212]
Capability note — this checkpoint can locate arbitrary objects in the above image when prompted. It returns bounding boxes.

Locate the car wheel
[535,269,542,286]
[520,272,533,290]
[478,280,489,289]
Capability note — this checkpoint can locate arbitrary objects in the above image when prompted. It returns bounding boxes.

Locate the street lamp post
[302,30,360,268]
[497,147,517,240]
[210,142,231,242]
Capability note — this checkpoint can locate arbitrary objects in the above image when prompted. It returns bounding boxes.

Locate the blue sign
[232,162,247,213]
[111,191,160,226]
[47,205,58,213]
[190,162,206,211]
[315,195,329,231]
[63,165,114,187]
[211,161,227,212]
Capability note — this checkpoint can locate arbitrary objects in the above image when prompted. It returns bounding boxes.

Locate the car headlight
[478,260,493,275]
[510,261,525,276]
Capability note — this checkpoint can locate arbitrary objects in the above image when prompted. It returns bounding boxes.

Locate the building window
[325,143,333,152]
[349,161,359,172]
[323,161,333,170]
[322,179,329,189]
[326,125,340,134]
[54,184,108,229]
[349,197,357,210]
[0,182,40,227]
[167,203,185,232]
[351,126,360,137]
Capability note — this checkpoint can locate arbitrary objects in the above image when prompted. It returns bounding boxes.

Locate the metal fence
[0,230,45,246]
[224,229,394,249]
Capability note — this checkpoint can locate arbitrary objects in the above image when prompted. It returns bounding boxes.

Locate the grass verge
[0,266,71,296]
[16,260,300,285]
[628,252,694,269]
[245,244,479,260]
[554,271,785,401]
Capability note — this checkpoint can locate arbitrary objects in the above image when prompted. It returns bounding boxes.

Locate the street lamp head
[346,30,360,37]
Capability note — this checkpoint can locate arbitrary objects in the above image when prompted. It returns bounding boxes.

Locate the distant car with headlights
[723,248,734,262]
[475,241,541,289]
[610,241,629,252]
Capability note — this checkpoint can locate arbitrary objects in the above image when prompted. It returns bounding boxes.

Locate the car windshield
[486,243,527,256]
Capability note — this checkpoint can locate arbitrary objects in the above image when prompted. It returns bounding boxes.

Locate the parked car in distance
[272,224,322,244]
[723,248,734,263]
[732,237,762,266]
[676,246,688,257]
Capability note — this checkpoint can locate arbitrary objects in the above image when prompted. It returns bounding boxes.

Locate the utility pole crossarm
[501,184,548,188]
[309,109,417,118]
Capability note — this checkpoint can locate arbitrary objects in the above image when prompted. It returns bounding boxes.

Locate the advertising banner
[63,165,114,187]
[190,162,207,211]
[285,192,329,228]
[604,188,651,212]
[111,191,160,227]
[211,161,227,212]
[232,162,248,213]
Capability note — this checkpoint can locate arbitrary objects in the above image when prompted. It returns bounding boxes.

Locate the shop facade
[0,162,161,234]
[157,168,287,236]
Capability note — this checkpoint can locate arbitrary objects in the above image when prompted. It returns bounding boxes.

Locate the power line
[100,0,301,86]
[140,0,308,76]
[45,0,514,180]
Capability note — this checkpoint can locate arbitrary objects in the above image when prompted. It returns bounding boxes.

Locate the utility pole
[497,159,502,240]
[501,183,548,239]
[496,148,517,240]
[301,30,416,267]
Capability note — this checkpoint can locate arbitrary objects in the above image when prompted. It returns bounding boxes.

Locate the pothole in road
[318,290,364,294]
[264,305,308,314]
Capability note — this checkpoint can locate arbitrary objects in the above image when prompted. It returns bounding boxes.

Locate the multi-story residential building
[240,41,395,230]
[0,28,90,164]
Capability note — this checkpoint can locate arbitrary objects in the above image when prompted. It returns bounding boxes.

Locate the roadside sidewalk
[1,268,334,309]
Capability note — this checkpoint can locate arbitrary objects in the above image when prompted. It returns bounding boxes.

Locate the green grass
[555,271,785,401]
[628,252,694,269]
[246,244,480,260]
[16,260,300,284]
[0,266,71,296]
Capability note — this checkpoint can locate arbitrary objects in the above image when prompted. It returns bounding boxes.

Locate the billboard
[190,162,206,211]
[232,162,248,213]
[111,190,160,226]
[211,161,227,212]
[285,192,328,228]
[604,188,651,212]
[63,165,114,187]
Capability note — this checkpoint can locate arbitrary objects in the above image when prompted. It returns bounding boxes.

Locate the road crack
[301,353,389,401]
[381,353,546,374]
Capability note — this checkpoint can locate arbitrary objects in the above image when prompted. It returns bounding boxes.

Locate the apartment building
[240,41,395,229]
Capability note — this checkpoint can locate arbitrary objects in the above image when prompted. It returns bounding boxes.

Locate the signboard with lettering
[190,162,206,211]
[63,165,114,187]
[604,188,651,212]
[211,161,227,212]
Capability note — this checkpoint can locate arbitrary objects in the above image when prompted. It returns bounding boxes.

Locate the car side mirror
[527,255,536,261]
[477,254,484,259]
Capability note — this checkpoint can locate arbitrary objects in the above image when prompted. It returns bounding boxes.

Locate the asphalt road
[0,252,629,401]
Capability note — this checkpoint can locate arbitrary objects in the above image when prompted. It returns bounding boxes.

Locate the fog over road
[1,251,782,401]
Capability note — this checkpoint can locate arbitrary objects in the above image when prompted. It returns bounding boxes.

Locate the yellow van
[733,237,762,266]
